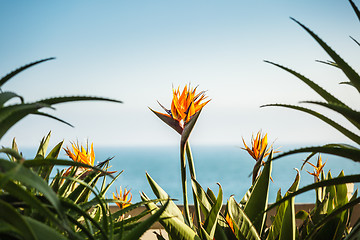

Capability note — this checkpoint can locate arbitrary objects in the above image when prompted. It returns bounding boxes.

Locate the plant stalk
[185,141,202,228]
[180,141,192,226]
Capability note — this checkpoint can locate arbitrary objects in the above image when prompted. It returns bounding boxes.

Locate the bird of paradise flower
[150,84,210,227]
[242,131,279,183]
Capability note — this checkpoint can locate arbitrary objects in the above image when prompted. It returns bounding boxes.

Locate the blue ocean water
[18,145,359,204]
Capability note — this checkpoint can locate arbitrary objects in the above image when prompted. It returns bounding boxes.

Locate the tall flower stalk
[150,84,210,226]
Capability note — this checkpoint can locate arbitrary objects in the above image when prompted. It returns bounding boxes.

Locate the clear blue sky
[0,0,358,148]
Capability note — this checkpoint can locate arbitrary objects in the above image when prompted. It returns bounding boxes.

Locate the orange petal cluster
[306,154,326,179]
[170,85,210,123]
[64,141,95,166]
[113,187,132,210]
[242,131,271,161]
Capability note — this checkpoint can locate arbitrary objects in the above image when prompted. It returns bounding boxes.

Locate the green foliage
[0,58,122,141]
[262,0,360,239]
[0,59,163,239]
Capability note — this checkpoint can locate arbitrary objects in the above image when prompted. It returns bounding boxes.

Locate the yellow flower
[242,131,271,162]
[153,84,210,132]
[113,187,132,210]
[306,154,326,180]
[64,141,95,166]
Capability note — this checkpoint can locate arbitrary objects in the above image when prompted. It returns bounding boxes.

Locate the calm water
[18,145,360,204]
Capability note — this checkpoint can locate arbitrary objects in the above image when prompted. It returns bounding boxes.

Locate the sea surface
[18,145,360,204]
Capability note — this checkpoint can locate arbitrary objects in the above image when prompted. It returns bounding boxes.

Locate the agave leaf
[99,170,123,198]
[38,141,65,182]
[0,159,65,219]
[24,216,69,240]
[38,95,122,106]
[0,199,36,240]
[291,17,360,93]
[306,197,360,240]
[0,102,52,140]
[263,61,346,106]
[227,196,261,240]
[22,158,115,177]
[31,132,52,177]
[243,151,272,235]
[316,60,338,68]
[0,219,23,239]
[0,57,55,87]
[349,0,360,22]
[266,174,360,213]
[35,131,51,158]
[262,103,360,144]
[141,193,201,240]
[66,171,102,204]
[146,173,185,222]
[272,145,360,163]
[66,214,96,240]
[66,176,110,235]
[350,36,360,47]
[0,91,24,107]
[2,179,69,231]
[32,111,73,127]
[301,101,360,130]
[0,148,23,162]
[60,198,107,239]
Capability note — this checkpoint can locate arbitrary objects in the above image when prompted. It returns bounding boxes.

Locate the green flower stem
[180,143,192,226]
[185,141,202,228]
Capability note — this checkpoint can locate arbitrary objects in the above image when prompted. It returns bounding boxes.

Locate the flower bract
[113,187,132,210]
[242,131,271,162]
[151,84,210,133]
[64,141,95,166]
[306,154,326,180]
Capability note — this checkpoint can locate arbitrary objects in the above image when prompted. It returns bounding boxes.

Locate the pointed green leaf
[291,18,360,93]
[0,159,65,219]
[141,193,201,240]
[0,57,55,87]
[146,173,184,222]
[302,101,360,130]
[203,184,223,239]
[0,199,36,240]
[227,196,261,240]
[262,103,360,144]
[244,151,272,234]
[24,216,68,240]
[272,145,360,164]
[279,170,299,240]
[349,0,360,22]
[264,61,346,106]
[266,174,360,213]
[0,91,23,107]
